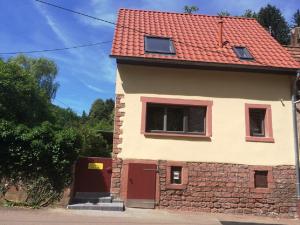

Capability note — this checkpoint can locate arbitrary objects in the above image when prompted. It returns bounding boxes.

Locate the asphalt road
[0,207,298,225]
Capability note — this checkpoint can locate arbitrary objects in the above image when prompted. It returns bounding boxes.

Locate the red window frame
[245,103,274,143]
[166,161,188,190]
[140,97,213,138]
[249,166,274,193]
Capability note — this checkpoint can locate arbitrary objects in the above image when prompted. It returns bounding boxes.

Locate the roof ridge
[118,8,257,21]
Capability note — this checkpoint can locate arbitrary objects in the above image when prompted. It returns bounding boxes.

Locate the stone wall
[158,161,297,218]
[0,186,71,207]
[111,94,125,198]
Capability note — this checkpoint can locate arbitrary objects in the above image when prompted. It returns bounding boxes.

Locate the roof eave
[110,55,299,75]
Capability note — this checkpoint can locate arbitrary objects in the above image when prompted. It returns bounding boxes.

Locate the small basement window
[254,171,268,188]
[145,36,175,54]
[233,46,254,60]
[171,166,182,184]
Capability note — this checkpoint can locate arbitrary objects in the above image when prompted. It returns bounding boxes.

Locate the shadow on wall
[118,64,292,102]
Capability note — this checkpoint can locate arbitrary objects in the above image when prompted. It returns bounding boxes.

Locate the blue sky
[0,0,299,114]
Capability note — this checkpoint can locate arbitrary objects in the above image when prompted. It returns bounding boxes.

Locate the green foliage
[89,98,114,123]
[0,120,81,207]
[51,105,80,128]
[258,4,289,45]
[184,5,199,14]
[78,98,115,157]
[218,11,231,17]
[0,60,52,126]
[0,53,115,207]
[79,125,111,157]
[293,9,300,27]
[8,55,59,100]
[242,9,258,19]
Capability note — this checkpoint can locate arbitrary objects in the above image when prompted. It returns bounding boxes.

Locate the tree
[0,120,81,207]
[184,5,199,14]
[292,9,300,27]
[218,11,230,17]
[242,9,258,19]
[8,55,59,100]
[0,60,51,126]
[257,4,289,45]
[79,125,111,157]
[88,98,114,123]
[51,105,80,128]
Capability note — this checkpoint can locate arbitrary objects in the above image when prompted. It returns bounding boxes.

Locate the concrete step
[71,196,112,204]
[126,199,155,209]
[67,202,124,211]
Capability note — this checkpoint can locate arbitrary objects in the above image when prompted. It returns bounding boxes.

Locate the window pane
[234,47,253,59]
[254,171,268,188]
[167,107,184,132]
[146,104,164,131]
[145,37,175,54]
[187,106,206,133]
[249,109,266,137]
[171,166,182,184]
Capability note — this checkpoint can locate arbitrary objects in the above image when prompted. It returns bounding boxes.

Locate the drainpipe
[292,70,300,203]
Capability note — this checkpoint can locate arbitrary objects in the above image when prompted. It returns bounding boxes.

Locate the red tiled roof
[285,46,300,64]
[111,9,300,70]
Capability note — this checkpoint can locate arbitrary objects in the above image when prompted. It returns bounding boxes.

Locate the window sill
[144,131,211,139]
[166,184,187,190]
[246,136,274,143]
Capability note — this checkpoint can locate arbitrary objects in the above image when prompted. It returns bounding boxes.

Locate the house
[110,9,300,217]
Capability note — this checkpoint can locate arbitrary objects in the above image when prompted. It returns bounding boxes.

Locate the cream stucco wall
[115,64,296,166]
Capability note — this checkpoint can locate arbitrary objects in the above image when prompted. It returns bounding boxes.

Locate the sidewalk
[0,207,298,225]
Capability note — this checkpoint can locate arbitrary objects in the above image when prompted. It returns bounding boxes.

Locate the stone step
[67,202,124,211]
[71,196,112,204]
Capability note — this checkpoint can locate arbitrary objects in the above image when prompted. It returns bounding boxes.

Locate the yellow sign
[88,163,103,170]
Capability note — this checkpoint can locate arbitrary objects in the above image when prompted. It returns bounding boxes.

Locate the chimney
[218,18,224,48]
[291,27,300,47]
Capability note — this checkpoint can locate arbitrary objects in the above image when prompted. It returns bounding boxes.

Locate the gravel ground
[0,207,299,225]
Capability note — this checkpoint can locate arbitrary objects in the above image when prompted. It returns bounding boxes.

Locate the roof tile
[111,9,300,70]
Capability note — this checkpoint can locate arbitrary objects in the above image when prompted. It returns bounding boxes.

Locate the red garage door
[74,157,112,193]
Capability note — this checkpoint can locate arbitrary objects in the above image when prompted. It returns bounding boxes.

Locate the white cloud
[33,3,72,46]
[86,84,105,93]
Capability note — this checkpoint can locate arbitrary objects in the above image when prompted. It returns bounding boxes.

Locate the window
[245,104,274,143]
[249,166,273,193]
[171,166,182,184]
[254,171,268,188]
[166,162,188,190]
[145,36,175,54]
[146,104,206,135]
[249,108,266,137]
[141,97,212,138]
[233,46,254,60]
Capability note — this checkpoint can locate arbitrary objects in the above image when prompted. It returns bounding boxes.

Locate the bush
[0,120,81,207]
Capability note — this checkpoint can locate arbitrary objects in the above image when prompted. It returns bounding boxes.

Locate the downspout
[292,70,300,202]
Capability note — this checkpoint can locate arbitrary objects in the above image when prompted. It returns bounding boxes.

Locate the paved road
[0,207,299,225]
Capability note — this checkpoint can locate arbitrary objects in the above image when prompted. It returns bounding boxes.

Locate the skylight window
[145,36,175,54]
[233,46,254,60]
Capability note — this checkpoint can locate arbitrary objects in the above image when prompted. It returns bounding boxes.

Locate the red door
[74,157,112,193]
[127,163,157,208]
